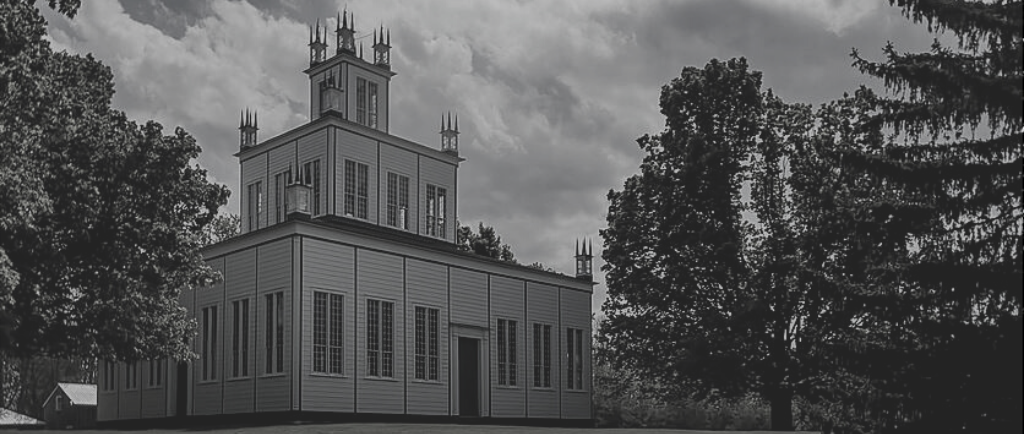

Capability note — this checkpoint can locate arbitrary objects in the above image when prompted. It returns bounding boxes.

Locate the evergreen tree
[827,1,1022,432]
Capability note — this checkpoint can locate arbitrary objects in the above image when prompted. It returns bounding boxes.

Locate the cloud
[42,0,938,315]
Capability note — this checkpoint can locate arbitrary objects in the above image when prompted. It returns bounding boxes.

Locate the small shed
[43,382,97,429]
[0,407,43,428]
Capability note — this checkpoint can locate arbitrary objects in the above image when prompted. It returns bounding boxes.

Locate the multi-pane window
[414,306,439,381]
[125,362,138,390]
[497,319,518,386]
[232,298,250,378]
[247,181,263,231]
[313,292,344,375]
[366,299,394,378]
[386,172,409,230]
[264,292,284,374]
[102,361,116,391]
[356,78,380,129]
[368,82,379,129]
[274,169,291,223]
[344,160,369,219]
[148,359,163,387]
[425,184,447,238]
[567,328,585,390]
[356,78,367,125]
[303,160,321,215]
[201,305,218,381]
[533,323,552,388]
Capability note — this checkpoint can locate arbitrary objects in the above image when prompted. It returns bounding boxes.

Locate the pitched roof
[45,383,97,407]
[0,408,43,426]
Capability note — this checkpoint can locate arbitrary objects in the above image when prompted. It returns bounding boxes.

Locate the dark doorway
[176,361,188,417]
[458,337,479,417]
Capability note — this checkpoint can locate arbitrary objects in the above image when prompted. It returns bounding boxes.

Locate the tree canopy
[601,58,823,430]
[1,0,229,362]
[457,221,516,263]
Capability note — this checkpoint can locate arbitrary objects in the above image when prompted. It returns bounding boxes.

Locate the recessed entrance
[458,337,480,417]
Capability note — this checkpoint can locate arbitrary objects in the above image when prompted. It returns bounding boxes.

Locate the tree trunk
[770,388,794,431]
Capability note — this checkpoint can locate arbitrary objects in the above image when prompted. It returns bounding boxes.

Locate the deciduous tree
[1,0,228,365]
[601,58,817,431]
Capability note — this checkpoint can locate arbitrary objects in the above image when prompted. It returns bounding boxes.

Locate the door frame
[450,324,489,417]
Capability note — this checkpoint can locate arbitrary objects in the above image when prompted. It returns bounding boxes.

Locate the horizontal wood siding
[240,152,268,233]
[405,259,449,415]
[449,268,487,327]
[301,238,356,412]
[298,128,328,217]
[193,257,225,415]
[560,287,592,419]
[418,155,457,243]
[527,282,559,418]
[223,249,257,414]
[140,375,167,419]
[489,276,526,417]
[355,249,404,414]
[378,143,418,235]
[257,239,293,412]
[268,141,297,226]
[334,128,378,223]
[118,368,140,419]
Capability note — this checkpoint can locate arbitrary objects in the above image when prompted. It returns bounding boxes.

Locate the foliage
[198,213,241,247]
[0,0,229,364]
[810,1,1023,432]
[601,57,828,430]
[457,221,516,263]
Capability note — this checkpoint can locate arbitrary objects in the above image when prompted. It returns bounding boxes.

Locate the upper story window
[425,184,447,239]
[344,160,369,219]
[386,172,409,230]
[355,77,379,129]
[356,78,366,125]
[247,181,263,231]
[368,82,379,129]
[303,160,322,215]
[274,170,291,223]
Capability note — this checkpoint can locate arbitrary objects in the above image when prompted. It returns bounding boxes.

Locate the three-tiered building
[97,12,594,426]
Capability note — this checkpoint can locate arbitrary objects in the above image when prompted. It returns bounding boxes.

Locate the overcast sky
[42,0,937,315]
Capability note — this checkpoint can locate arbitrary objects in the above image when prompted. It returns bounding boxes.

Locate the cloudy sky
[41,0,937,315]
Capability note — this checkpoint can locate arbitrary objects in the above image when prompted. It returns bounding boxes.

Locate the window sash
[498,319,507,385]
[368,82,379,128]
[329,294,344,375]
[428,308,439,381]
[313,292,327,373]
[356,78,366,125]
[366,299,394,378]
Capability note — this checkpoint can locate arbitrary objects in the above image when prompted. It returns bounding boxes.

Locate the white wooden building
[97,13,595,427]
